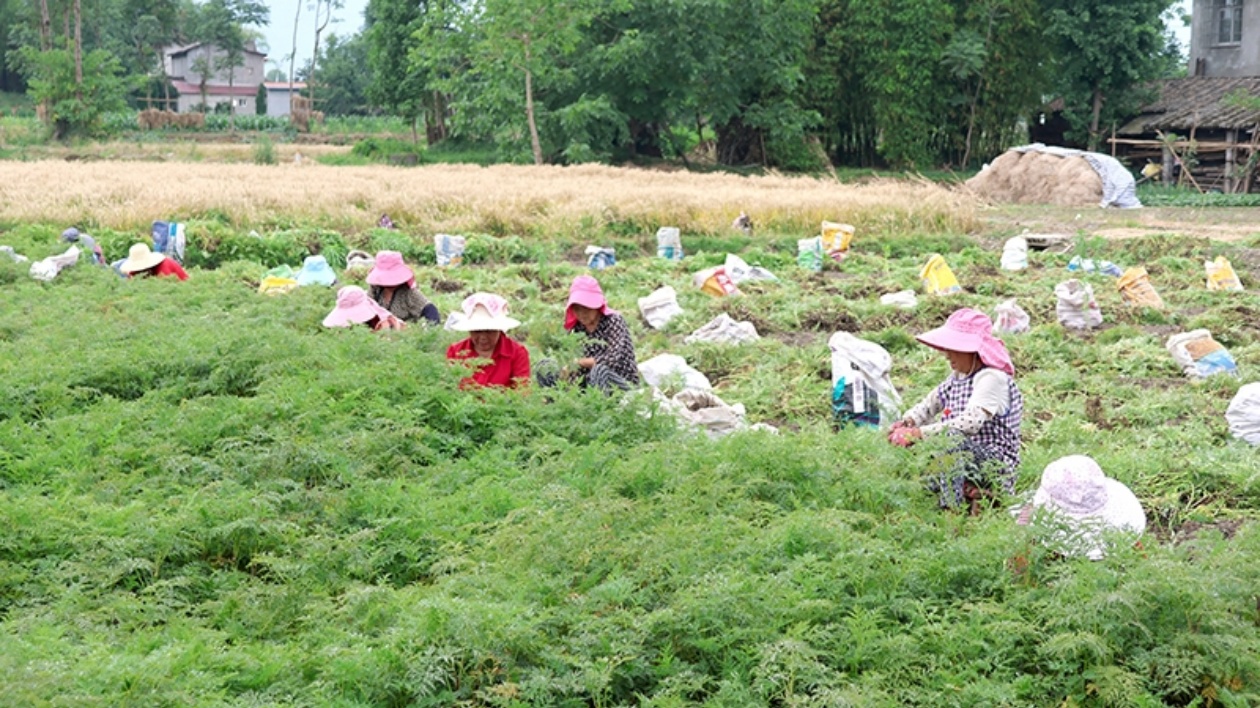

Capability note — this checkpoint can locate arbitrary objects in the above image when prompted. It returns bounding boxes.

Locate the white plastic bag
[638,287,684,329]
[1000,237,1028,271]
[724,253,777,283]
[880,290,918,308]
[684,313,760,345]
[1226,382,1260,445]
[656,227,683,260]
[0,245,28,263]
[1166,330,1238,379]
[585,246,616,270]
[29,246,80,282]
[1054,279,1103,329]
[992,299,1031,334]
[434,234,466,267]
[797,237,823,272]
[638,353,712,391]
[828,332,901,426]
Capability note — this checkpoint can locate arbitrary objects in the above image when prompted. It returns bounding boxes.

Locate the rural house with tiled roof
[1113,0,1260,192]
[163,41,266,115]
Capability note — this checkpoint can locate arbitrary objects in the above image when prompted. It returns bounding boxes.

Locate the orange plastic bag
[1117,267,1164,308]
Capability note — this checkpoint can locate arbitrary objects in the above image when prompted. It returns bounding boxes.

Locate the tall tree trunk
[1089,86,1104,151]
[228,68,236,132]
[288,0,300,114]
[73,0,82,88]
[523,38,542,165]
[309,0,331,122]
[38,0,51,51]
[156,49,171,111]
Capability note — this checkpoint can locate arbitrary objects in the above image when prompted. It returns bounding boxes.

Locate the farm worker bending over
[323,285,406,331]
[61,228,105,266]
[367,250,440,325]
[536,275,640,393]
[119,243,188,280]
[446,292,531,389]
[1014,455,1146,560]
[889,307,1023,513]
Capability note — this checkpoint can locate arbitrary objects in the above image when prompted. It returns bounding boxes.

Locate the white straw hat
[1029,455,1146,560]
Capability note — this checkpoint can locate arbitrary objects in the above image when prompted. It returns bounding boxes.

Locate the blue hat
[295,255,337,287]
[61,227,81,242]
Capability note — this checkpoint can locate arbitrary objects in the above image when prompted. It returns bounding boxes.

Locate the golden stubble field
[0,160,976,237]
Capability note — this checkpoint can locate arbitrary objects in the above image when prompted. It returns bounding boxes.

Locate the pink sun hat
[323,285,393,327]
[366,250,416,288]
[451,292,521,332]
[916,307,1015,375]
[564,275,618,329]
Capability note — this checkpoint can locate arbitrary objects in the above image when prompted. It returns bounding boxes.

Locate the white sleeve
[969,369,1012,417]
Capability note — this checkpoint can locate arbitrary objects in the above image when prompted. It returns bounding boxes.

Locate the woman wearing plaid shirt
[889,308,1023,514]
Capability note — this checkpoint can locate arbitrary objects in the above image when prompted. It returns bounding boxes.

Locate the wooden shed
[1113,76,1260,193]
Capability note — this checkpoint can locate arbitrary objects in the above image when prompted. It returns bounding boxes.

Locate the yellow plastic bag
[920,254,961,295]
[259,275,298,295]
[821,221,854,261]
[1205,256,1243,291]
[1116,266,1164,308]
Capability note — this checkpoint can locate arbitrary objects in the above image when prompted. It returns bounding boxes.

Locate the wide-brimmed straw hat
[366,250,415,288]
[916,307,1015,375]
[119,243,166,273]
[295,255,337,287]
[451,292,520,332]
[323,286,392,327]
[564,275,616,329]
[1028,455,1146,560]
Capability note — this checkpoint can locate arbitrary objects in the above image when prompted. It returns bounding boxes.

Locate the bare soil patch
[981,204,1260,243]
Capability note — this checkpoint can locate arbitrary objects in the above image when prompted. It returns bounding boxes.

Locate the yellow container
[1116,267,1164,308]
[919,253,961,295]
[1205,256,1243,291]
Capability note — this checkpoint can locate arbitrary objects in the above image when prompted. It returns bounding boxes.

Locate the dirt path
[980,204,1260,242]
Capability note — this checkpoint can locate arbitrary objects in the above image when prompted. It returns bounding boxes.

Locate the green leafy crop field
[1,169,1259,706]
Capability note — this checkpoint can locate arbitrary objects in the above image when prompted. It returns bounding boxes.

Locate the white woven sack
[1226,382,1260,445]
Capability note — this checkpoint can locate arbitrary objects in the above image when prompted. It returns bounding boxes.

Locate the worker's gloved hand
[888,425,922,448]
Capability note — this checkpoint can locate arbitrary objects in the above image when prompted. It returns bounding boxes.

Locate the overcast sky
[251,0,369,79]
[249,0,1194,82]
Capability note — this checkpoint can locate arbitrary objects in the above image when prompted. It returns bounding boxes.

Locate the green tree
[365,0,434,143]
[17,45,128,138]
[1043,0,1180,150]
[426,0,603,164]
[305,32,370,116]
[255,78,266,114]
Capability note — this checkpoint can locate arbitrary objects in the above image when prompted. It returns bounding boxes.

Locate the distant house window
[235,98,248,107]
[1216,0,1244,44]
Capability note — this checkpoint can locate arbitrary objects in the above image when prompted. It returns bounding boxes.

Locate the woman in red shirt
[119,243,188,281]
[446,293,530,389]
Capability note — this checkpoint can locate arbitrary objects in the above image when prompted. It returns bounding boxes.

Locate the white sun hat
[1027,455,1146,560]
[449,292,520,332]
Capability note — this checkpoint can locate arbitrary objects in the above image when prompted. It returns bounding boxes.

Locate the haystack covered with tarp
[966,143,1142,208]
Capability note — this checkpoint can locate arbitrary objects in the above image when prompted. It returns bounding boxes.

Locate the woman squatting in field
[322,285,406,332]
[445,292,531,389]
[889,307,1024,514]
[366,250,441,325]
[118,243,189,281]
[536,275,640,394]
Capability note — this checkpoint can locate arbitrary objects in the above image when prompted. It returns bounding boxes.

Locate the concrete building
[1188,0,1260,77]
[263,82,308,117]
[164,41,267,114]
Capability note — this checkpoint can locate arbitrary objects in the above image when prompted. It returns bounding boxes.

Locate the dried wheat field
[0,161,976,237]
